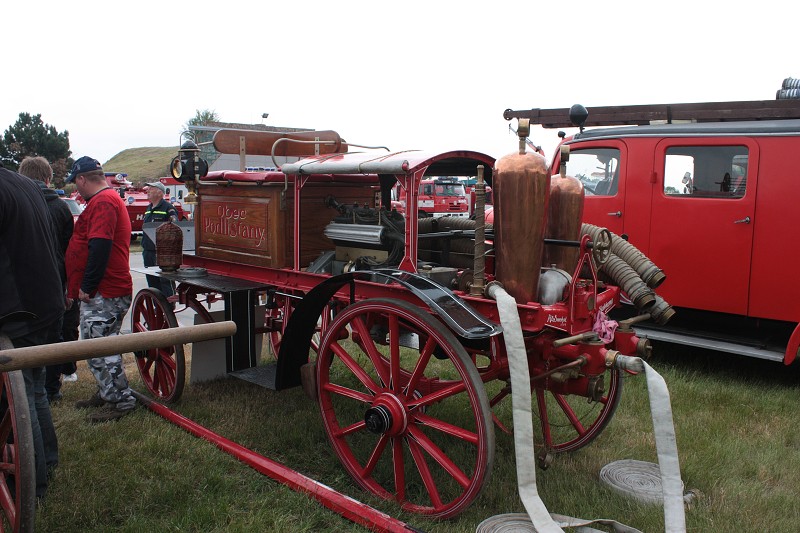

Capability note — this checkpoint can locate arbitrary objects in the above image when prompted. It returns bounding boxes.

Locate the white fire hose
[478,284,687,533]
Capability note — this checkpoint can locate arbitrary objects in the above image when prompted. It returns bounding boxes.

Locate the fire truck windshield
[436,183,465,196]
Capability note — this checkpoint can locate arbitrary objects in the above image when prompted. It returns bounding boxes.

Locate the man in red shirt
[65,156,136,423]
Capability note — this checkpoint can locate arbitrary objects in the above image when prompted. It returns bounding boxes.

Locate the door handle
[607,211,622,217]
[734,216,751,224]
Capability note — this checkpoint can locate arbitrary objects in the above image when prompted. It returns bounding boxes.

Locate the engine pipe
[133,392,423,533]
[471,165,487,296]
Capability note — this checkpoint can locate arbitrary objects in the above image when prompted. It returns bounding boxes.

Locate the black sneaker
[48,392,63,404]
[75,393,106,409]
[87,406,135,424]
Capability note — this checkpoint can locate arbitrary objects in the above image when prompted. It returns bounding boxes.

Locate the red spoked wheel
[265,293,292,358]
[316,298,494,518]
[534,368,623,454]
[0,366,35,533]
[131,288,185,403]
[266,292,328,359]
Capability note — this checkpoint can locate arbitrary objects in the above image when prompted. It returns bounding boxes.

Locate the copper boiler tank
[542,173,585,274]
[494,120,550,304]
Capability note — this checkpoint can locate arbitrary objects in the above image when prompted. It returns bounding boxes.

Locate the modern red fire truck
[505,98,800,365]
[393,176,470,218]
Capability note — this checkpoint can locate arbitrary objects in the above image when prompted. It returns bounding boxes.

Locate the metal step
[230,363,278,390]
[633,325,785,362]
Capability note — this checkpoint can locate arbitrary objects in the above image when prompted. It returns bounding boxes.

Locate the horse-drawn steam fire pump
[0,121,672,529]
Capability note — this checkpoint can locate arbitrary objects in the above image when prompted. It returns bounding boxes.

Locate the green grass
[36,340,800,532]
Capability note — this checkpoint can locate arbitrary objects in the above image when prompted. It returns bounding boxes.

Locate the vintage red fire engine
[125,126,666,519]
[504,98,800,365]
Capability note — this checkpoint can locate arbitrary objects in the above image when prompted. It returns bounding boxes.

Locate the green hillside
[103,146,179,186]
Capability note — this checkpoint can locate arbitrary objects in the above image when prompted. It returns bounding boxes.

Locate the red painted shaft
[134,393,422,533]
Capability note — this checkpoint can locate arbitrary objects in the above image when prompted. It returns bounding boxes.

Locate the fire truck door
[648,139,758,315]
[568,143,626,235]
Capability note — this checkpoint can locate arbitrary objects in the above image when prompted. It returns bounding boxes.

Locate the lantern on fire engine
[170,140,209,204]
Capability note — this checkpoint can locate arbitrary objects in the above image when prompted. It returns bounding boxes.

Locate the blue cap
[66,156,102,183]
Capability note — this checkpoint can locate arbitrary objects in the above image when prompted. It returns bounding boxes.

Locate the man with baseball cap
[142,180,178,297]
[65,156,136,423]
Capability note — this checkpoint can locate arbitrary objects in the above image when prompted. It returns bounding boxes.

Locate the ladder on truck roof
[503,99,800,129]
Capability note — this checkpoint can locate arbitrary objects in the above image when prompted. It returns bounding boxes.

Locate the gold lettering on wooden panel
[200,197,270,251]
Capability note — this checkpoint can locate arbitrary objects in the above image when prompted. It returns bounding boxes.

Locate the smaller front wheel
[131,288,185,403]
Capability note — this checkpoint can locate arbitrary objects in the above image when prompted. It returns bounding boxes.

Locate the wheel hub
[364,406,392,434]
[364,394,408,436]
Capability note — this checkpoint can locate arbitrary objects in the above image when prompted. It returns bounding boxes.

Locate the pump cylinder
[543,174,585,274]
[494,151,550,304]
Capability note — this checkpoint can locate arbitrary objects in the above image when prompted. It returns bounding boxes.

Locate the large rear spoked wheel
[131,288,185,403]
[316,298,494,518]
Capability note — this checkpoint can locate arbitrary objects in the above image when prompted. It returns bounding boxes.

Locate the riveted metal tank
[543,174,585,274]
[494,121,550,304]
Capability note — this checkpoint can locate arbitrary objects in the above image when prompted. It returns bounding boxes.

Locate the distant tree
[0,113,72,181]
[182,109,219,144]
[665,186,680,195]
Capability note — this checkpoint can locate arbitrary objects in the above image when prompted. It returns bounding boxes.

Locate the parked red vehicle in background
[505,98,800,365]
[392,176,469,218]
[73,172,186,237]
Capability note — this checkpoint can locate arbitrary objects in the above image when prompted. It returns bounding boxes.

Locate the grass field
[35,336,800,532]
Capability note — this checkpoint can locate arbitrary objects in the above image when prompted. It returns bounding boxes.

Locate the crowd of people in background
[0,155,177,501]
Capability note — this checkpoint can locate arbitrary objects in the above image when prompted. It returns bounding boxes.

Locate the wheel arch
[785,321,800,365]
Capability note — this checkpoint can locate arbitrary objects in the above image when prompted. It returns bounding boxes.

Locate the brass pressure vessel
[494,150,550,304]
[543,174,585,273]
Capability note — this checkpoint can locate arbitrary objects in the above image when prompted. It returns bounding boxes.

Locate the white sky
[4,1,796,168]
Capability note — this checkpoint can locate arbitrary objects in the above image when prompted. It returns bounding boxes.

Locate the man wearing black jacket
[141,180,178,298]
[0,164,65,500]
[18,156,77,404]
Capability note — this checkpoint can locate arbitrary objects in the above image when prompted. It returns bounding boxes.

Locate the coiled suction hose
[582,223,666,288]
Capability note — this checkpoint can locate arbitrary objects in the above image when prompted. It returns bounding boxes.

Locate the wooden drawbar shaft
[0,321,237,372]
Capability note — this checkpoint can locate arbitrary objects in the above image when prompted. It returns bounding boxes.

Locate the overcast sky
[4,1,796,170]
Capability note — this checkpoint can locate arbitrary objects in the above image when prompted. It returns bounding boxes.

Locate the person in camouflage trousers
[65,157,137,423]
[79,295,136,410]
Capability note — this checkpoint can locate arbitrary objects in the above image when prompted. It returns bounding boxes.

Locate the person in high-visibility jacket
[142,181,178,297]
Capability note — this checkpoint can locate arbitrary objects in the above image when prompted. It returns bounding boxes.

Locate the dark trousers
[45,302,79,398]
[13,322,61,499]
[143,249,175,298]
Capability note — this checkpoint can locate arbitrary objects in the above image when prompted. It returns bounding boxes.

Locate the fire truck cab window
[664,146,748,198]
[420,184,433,196]
[565,148,620,196]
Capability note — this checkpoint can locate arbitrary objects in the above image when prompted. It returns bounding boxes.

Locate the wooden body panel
[195,181,378,269]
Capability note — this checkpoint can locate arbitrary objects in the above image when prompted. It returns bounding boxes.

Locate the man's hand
[78,289,91,303]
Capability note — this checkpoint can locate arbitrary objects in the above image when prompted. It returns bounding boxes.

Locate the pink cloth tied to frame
[593,309,619,344]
